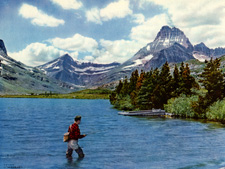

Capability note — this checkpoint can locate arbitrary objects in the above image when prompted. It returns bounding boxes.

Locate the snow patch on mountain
[69,65,116,72]
[124,54,153,69]
[193,53,209,62]
[37,54,120,85]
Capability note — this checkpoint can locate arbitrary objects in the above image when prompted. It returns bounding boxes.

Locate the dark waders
[66,146,85,158]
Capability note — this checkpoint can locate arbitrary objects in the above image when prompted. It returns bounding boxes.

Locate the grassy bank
[165,95,225,124]
[0,88,112,99]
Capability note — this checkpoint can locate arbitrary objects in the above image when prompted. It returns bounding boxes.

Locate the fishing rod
[85,130,104,135]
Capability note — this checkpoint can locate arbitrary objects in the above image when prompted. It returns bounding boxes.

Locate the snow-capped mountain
[37,54,120,86]
[0,39,75,94]
[91,26,225,86]
[122,26,195,71]
[149,26,193,52]
[122,25,225,71]
[3,25,225,91]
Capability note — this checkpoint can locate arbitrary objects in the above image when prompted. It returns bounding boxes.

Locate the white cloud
[84,55,94,61]
[78,55,95,63]
[19,3,64,27]
[70,51,79,60]
[143,0,223,27]
[9,38,142,66]
[86,8,102,24]
[9,43,67,66]
[183,25,225,48]
[86,0,132,24]
[50,0,82,10]
[130,14,170,46]
[138,0,225,48]
[9,34,100,66]
[132,13,145,24]
[93,39,143,64]
[49,34,99,53]
[100,0,132,21]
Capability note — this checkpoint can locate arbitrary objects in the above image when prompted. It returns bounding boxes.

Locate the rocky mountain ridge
[0,40,76,94]
[89,26,225,87]
[37,54,120,86]
[1,25,225,92]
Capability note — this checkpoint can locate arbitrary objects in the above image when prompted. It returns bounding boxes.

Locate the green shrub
[113,95,134,111]
[206,99,225,123]
[164,95,198,118]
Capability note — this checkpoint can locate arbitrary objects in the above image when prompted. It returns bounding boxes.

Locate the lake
[1,98,225,169]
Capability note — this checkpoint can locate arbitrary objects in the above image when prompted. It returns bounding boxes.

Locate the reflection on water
[66,157,83,168]
[1,98,225,169]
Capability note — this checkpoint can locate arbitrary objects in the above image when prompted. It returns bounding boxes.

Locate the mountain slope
[144,43,194,69]
[91,26,196,86]
[193,42,225,61]
[92,26,225,87]
[21,25,225,89]
[0,40,76,94]
[37,54,120,86]
[121,26,195,72]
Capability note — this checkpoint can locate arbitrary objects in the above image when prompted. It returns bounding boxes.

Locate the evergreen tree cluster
[192,58,225,117]
[110,62,199,110]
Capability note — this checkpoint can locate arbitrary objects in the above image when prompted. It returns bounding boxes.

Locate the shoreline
[0,89,112,99]
[0,94,109,99]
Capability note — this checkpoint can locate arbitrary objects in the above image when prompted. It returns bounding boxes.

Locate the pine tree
[182,63,199,95]
[178,62,185,94]
[121,76,129,96]
[179,63,198,95]
[109,92,117,104]
[192,58,224,117]
[116,80,123,95]
[172,64,180,97]
[180,62,185,76]
[136,70,145,92]
[199,58,224,100]
[137,70,155,109]
[153,62,172,108]
[129,69,139,94]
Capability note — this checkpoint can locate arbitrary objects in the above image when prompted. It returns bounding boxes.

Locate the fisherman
[66,115,86,158]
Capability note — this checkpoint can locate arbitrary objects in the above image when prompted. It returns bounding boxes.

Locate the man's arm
[78,134,86,139]
[77,126,86,139]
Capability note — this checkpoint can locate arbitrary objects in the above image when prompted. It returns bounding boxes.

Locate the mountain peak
[60,53,72,58]
[0,39,7,55]
[60,53,74,62]
[161,25,172,30]
[150,25,193,52]
[195,42,207,47]
[37,53,120,86]
[154,26,184,41]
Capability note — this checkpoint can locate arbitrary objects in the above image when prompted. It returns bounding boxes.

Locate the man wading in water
[66,116,86,158]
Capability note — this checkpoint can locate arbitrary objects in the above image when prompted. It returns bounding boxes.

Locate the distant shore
[0,89,112,99]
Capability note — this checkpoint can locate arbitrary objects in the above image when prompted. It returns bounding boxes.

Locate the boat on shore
[118,109,173,117]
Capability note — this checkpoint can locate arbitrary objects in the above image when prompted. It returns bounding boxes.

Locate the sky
[0,0,225,66]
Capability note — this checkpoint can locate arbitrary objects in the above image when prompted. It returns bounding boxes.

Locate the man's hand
[83,134,87,137]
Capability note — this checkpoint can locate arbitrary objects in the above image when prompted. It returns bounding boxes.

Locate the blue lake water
[1,98,225,169]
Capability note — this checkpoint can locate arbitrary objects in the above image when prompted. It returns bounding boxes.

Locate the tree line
[110,58,225,118]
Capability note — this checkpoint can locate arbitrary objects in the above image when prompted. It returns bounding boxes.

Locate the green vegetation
[206,99,225,123]
[165,95,198,118]
[110,61,199,110]
[110,57,225,123]
[192,58,224,117]
[0,88,111,99]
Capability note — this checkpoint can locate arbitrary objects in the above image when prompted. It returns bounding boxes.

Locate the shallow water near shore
[1,98,225,169]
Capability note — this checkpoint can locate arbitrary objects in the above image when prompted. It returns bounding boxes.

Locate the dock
[118,109,173,117]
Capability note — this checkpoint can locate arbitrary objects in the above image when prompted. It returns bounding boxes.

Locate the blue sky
[0,0,225,66]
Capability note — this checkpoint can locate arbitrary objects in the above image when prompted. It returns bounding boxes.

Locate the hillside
[0,40,77,94]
